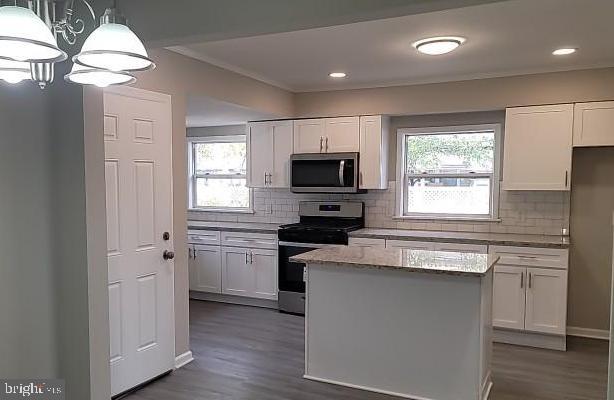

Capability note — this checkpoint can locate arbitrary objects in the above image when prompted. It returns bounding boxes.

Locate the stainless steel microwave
[290,152,361,193]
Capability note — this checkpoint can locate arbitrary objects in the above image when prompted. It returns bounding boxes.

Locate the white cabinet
[248,121,293,188]
[493,265,526,330]
[525,267,568,335]
[293,119,325,153]
[293,117,359,153]
[503,104,573,191]
[189,245,222,293]
[386,240,435,250]
[359,115,389,190]
[324,117,360,152]
[573,101,614,147]
[221,246,278,300]
[432,242,488,253]
[348,237,386,248]
[490,246,568,337]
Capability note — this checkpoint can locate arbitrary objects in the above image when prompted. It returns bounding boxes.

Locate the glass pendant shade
[65,63,135,87]
[0,58,31,83]
[74,23,154,72]
[0,6,66,63]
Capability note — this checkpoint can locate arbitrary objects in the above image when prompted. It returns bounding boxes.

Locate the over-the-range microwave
[290,152,362,193]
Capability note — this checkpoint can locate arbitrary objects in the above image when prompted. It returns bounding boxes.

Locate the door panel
[525,268,567,335]
[191,245,222,293]
[248,122,272,188]
[492,266,526,330]
[252,249,277,300]
[271,121,293,188]
[104,88,174,396]
[222,247,252,297]
[294,119,325,153]
[325,117,359,152]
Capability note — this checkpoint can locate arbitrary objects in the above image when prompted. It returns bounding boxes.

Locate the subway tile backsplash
[189,181,570,236]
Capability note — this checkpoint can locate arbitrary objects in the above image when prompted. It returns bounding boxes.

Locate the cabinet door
[251,249,278,300]
[221,247,252,297]
[191,245,222,293]
[492,266,526,330]
[573,101,614,147]
[385,240,435,250]
[325,116,360,152]
[359,116,388,189]
[270,121,293,188]
[294,119,325,153]
[248,122,273,188]
[525,267,568,335]
[503,104,573,190]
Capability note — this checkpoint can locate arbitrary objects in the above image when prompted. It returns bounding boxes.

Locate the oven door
[290,153,358,193]
[278,241,327,315]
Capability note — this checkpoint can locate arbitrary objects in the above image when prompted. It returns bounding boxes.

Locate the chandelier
[0,0,154,88]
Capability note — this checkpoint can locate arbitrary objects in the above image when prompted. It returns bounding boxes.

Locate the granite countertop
[350,228,570,249]
[291,246,497,277]
[188,220,280,234]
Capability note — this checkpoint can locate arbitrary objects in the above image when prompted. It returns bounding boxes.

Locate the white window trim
[395,124,501,221]
[187,135,254,213]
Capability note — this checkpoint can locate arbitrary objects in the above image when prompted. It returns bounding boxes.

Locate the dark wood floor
[125,300,608,400]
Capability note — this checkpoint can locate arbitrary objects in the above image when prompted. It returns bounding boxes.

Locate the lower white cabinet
[222,246,278,300]
[386,240,434,250]
[348,237,386,248]
[490,246,568,336]
[189,244,222,294]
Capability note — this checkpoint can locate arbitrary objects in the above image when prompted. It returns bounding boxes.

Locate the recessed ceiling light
[552,48,577,56]
[413,36,466,55]
[329,72,347,78]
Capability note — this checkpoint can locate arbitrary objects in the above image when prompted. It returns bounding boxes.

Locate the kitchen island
[291,246,497,400]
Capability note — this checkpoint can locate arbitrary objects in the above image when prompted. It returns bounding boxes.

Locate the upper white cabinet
[573,101,614,147]
[503,104,573,191]
[294,117,359,153]
[248,120,293,188]
[359,115,389,190]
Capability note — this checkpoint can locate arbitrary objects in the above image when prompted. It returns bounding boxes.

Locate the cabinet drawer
[490,246,568,270]
[221,231,277,249]
[386,240,435,250]
[432,242,488,254]
[348,237,386,248]
[188,230,221,246]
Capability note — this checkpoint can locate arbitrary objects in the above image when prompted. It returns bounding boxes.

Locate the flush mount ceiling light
[73,8,154,72]
[329,72,347,78]
[0,1,153,89]
[552,47,577,56]
[413,36,466,55]
[65,62,135,87]
[0,57,31,84]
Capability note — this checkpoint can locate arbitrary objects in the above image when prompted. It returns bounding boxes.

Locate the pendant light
[73,8,154,72]
[0,57,31,84]
[65,62,135,87]
[0,6,66,63]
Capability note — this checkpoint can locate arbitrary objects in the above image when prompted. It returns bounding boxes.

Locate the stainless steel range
[277,201,364,315]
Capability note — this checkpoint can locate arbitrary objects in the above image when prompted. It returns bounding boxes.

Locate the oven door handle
[338,160,345,187]
[278,241,332,248]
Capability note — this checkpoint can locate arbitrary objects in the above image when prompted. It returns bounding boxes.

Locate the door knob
[163,250,175,260]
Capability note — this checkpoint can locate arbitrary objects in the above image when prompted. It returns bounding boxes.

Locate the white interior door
[104,87,175,396]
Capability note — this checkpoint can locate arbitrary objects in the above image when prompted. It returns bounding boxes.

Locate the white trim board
[174,351,194,369]
[567,326,610,341]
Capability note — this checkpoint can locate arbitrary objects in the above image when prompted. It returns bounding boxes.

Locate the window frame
[395,124,501,221]
[187,135,253,213]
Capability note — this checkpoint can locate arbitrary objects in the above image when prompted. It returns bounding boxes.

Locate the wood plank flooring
[124,300,608,400]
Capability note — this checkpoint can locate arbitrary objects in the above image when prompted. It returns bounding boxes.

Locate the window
[396,124,501,219]
[188,135,252,212]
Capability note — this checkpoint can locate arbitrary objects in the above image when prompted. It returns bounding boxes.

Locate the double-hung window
[188,135,252,212]
[396,124,501,220]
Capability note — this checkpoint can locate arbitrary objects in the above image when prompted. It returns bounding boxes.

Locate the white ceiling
[186,95,278,127]
[169,0,614,92]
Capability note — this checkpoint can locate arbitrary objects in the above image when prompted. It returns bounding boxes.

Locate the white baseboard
[304,374,436,400]
[174,350,194,369]
[494,329,567,351]
[567,326,610,340]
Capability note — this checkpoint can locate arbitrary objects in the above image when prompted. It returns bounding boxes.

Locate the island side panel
[479,269,494,399]
[305,264,484,400]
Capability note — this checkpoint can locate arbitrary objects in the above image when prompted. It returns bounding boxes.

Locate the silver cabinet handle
[193,247,197,258]
[359,171,363,186]
[528,272,533,289]
[264,172,268,186]
[565,170,569,188]
[188,247,192,259]
[319,136,323,153]
[325,137,329,152]
[518,255,537,259]
[250,251,254,264]
[245,252,249,264]
[520,272,524,288]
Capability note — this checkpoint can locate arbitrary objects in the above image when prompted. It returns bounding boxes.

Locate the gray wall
[0,85,58,378]
[569,147,614,331]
